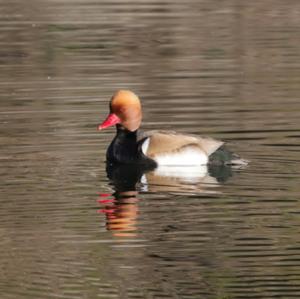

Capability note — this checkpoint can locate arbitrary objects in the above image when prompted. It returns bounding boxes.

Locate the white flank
[154,164,208,183]
[153,148,208,166]
[141,137,150,155]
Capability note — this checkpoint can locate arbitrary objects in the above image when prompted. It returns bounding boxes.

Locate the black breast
[106,127,157,168]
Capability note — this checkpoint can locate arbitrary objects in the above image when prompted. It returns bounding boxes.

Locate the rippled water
[1,1,300,298]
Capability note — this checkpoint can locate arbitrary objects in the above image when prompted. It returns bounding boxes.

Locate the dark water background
[1,1,300,298]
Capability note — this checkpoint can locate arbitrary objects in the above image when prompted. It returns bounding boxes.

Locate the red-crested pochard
[98,90,247,167]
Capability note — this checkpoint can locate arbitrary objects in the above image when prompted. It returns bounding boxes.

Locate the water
[1,1,300,298]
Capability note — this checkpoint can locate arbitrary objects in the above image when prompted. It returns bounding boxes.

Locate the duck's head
[98,90,142,132]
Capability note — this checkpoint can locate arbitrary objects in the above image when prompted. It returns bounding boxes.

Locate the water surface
[1,1,300,298]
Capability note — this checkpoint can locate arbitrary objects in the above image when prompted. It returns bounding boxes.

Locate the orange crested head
[98,90,142,132]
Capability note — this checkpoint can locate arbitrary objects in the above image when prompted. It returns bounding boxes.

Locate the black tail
[208,145,248,166]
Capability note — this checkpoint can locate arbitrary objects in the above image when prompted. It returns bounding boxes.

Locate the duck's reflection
[98,164,148,237]
[98,163,234,237]
[98,190,139,237]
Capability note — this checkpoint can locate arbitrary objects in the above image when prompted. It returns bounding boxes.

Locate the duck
[98,90,247,168]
